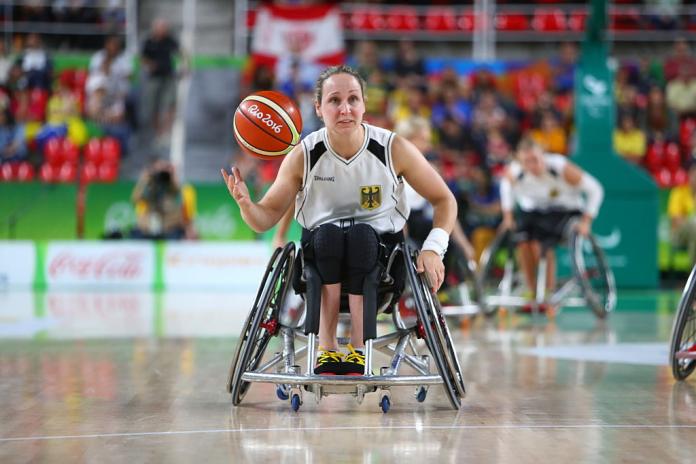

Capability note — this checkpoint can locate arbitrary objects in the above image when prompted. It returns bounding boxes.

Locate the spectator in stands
[431,83,471,130]
[529,90,562,129]
[665,38,696,82]
[35,73,87,148]
[140,18,186,146]
[666,63,696,118]
[465,165,501,262]
[471,90,507,140]
[643,84,677,138]
[86,73,130,152]
[353,40,382,82]
[550,42,578,95]
[363,67,390,127]
[614,113,647,162]
[392,39,426,87]
[90,35,133,101]
[0,40,14,86]
[0,107,27,164]
[130,159,196,240]
[646,0,679,30]
[529,111,567,155]
[4,63,28,122]
[484,127,513,170]
[667,161,696,263]
[390,83,431,126]
[16,33,51,91]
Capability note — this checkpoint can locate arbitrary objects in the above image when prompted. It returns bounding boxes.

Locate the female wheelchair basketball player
[497,138,605,313]
[222,65,457,377]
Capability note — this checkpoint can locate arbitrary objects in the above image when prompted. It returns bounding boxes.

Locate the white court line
[2,424,696,442]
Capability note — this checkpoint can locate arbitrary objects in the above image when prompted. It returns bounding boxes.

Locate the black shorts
[513,210,581,246]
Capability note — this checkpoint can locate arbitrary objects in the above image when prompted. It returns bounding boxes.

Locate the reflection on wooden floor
[0,290,695,462]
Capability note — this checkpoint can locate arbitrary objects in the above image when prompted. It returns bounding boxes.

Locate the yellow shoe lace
[317,349,343,365]
[344,344,365,366]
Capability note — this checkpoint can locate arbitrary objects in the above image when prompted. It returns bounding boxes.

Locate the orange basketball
[233,90,303,160]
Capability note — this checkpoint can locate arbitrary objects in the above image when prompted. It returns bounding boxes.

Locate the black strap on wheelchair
[361,264,381,342]
[302,261,323,336]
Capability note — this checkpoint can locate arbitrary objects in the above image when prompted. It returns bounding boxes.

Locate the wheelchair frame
[670,263,696,380]
[226,241,466,412]
[478,227,616,318]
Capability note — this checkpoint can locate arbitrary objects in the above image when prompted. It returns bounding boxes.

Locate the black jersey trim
[309,141,326,172]
[367,139,386,167]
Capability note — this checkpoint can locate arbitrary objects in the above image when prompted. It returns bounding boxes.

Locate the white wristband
[421,227,449,258]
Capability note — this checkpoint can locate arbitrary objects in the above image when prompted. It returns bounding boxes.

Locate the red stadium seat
[101,137,122,163]
[57,162,77,183]
[567,10,587,32]
[17,162,35,182]
[73,69,88,91]
[496,13,529,32]
[673,167,688,186]
[39,163,57,183]
[680,118,696,148]
[425,7,457,32]
[532,8,567,32]
[664,143,682,172]
[43,138,63,166]
[349,7,385,31]
[386,6,418,31]
[27,89,49,121]
[61,139,80,165]
[610,8,641,31]
[0,162,17,181]
[80,162,98,184]
[98,162,119,183]
[644,143,664,172]
[84,138,103,164]
[458,11,475,31]
[655,167,672,188]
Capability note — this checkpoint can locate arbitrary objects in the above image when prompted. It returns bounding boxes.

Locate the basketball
[233,90,303,160]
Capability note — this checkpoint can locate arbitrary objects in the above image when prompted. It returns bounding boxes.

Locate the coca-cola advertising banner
[164,243,270,289]
[0,241,36,288]
[45,242,155,288]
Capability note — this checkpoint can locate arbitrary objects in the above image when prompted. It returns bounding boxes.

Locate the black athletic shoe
[314,349,343,375]
[343,344,366,376]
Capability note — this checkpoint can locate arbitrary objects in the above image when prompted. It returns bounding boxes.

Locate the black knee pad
[312,224,344,284]
[346,223,380,294]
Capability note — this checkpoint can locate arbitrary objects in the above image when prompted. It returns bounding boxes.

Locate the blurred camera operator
[130,160,196,240]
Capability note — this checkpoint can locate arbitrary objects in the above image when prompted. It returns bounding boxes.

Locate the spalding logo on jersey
[360,185,381,210]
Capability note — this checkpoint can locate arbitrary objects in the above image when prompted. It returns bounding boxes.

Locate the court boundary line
[2,424,696,442]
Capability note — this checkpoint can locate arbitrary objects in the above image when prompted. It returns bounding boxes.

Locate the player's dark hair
[314,65,366,104]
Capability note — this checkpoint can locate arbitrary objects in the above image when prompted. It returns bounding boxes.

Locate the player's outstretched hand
[417,250,445,292]
[221,166,251,207]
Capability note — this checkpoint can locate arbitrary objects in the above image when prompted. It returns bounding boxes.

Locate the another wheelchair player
[222,65,457,375]
[499,138,604,310]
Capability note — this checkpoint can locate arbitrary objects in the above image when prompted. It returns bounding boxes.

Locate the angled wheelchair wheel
[670,265,696,380]
[569,231,616,319]
[478,229,517,316]
[227,242,296,405]
[405,244,465,409]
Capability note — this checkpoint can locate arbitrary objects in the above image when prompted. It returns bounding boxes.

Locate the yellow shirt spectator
[668,184,695,220]
[613,129,646,160]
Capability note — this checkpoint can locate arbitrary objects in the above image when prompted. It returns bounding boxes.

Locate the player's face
[519,148,545,176]
[316,73,365,134]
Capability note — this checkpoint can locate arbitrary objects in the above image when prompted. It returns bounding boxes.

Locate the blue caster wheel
[416,387,428,403]
[276,385,289,401]
[380,395,390,413]
[291,393,301,412]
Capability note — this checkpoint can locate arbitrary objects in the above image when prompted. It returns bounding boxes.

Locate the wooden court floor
[0,289,695,463]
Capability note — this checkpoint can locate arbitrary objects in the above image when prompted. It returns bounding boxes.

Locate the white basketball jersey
[295,123,409,234]
[509,154,583,212]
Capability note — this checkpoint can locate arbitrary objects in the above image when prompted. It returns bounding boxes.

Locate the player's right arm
[221,144,304,233]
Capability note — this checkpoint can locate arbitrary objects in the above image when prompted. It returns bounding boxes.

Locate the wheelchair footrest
[242,371,443,387]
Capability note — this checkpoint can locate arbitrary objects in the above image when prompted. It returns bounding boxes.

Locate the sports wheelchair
[670,264,696,380]
[478,225,616,318]
[226,240,466,412]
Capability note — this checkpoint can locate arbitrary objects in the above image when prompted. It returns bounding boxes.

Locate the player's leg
[345,223,381,374]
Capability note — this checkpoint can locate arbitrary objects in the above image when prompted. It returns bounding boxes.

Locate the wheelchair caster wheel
[416,387,428,403]
[276,385,289,401]
[291,393,301,412]
[380,395,390,413]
